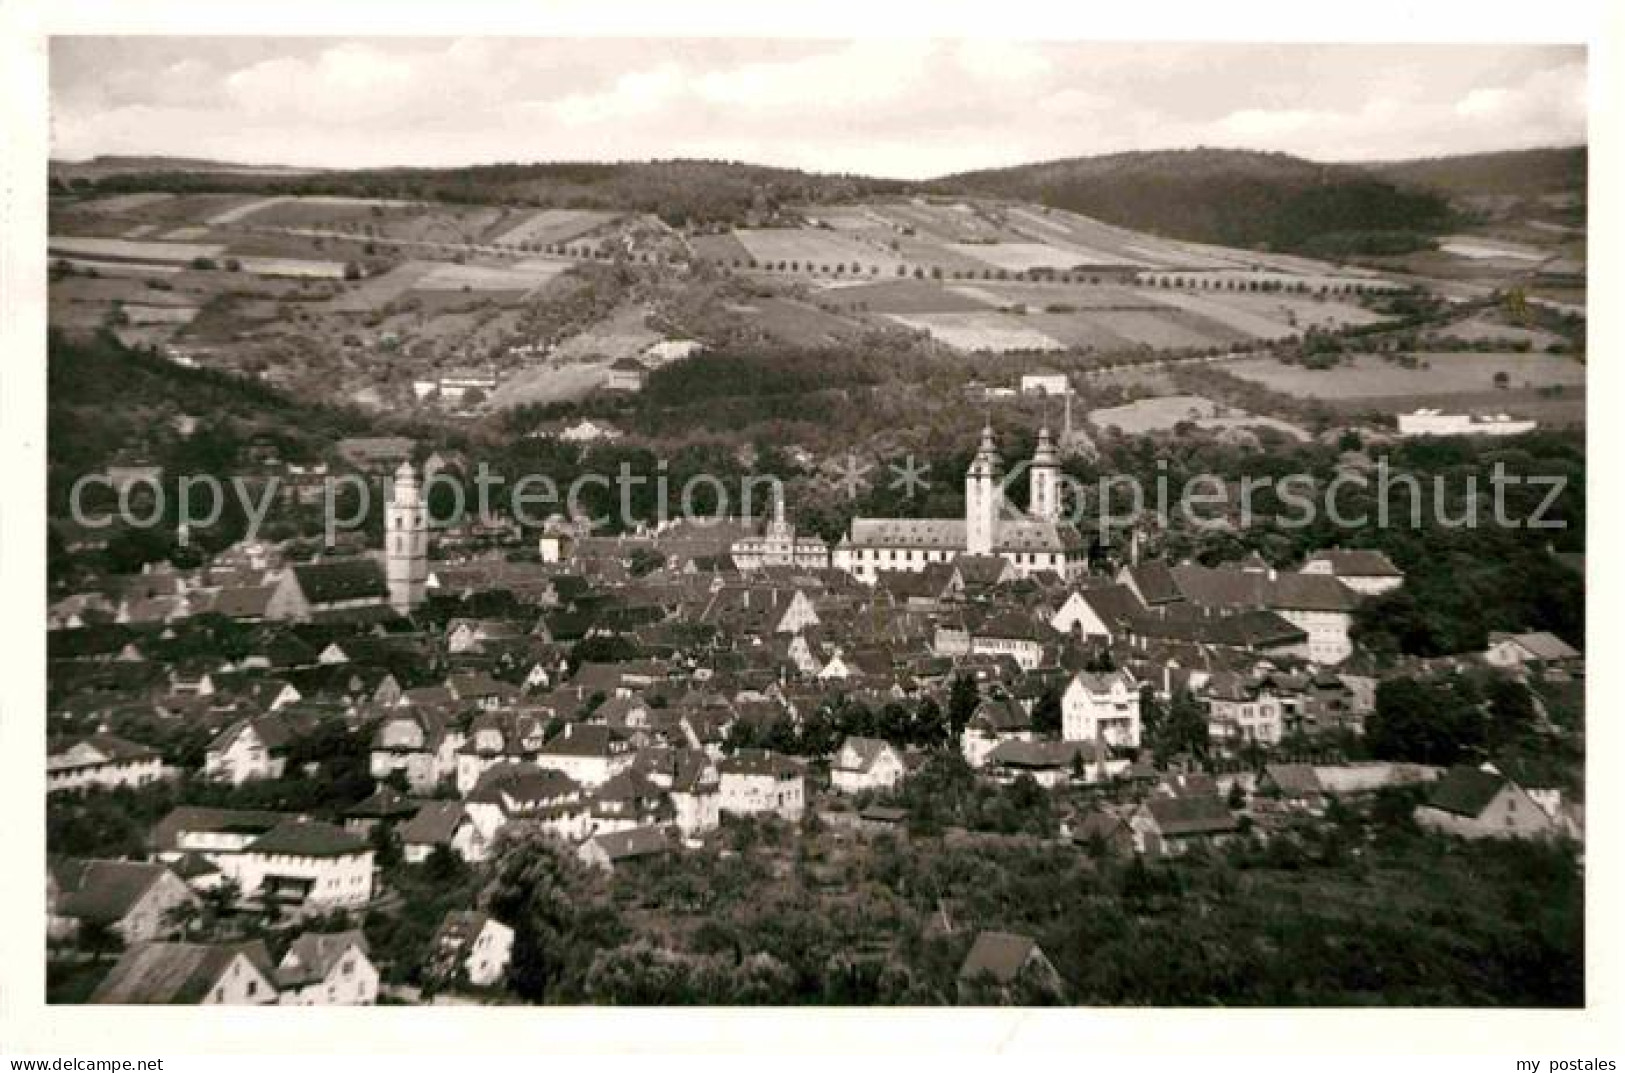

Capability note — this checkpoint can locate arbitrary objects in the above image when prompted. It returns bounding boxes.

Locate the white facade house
[431,911,514,989]
[1300,549,1405,597]
[204,717,290,785]
[47,735,164,794]
[1049,591,1115,640]
[370,708,462,794]
[641,751,721,837]
[399,801,488,865]
[965,612,1050,671]
[49,859,200,945]
[534,724,634,788]
[960,697,1034,770]
[90,941,279,1005]
[1061,671,1141,748]
[1020,372,1071,396]
[276,931,378,1006]
[719,750,806,820]
[1483,631,1582,670]
[231,821,374,909]
[829,737,907,794]
[1414,765,1558,841]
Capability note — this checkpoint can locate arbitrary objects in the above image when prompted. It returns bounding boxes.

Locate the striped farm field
[1137,290,1301,339]
[734,228,904,272]
[949,282,1159,310]
[820,279,990,314]
[868,201,1006,244]
[235,257,348,279]
[947,241,1101,273]
[208,195,419,227]
[413,261,569,292]
[48,235,227,264]
[80,193,176,214]
[489,209,622,248]
[51,257,183,276]
[1084,310,1236,349]
[885,312,1065,352]
[688,232,755,265]
[121,304,200,325]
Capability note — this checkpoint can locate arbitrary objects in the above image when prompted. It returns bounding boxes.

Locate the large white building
[730,490,830,571]
[1397,409,1537,438]
[718,749,806,821]
[834,426,1087,583]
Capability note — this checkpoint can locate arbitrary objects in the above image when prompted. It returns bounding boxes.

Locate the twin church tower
[965,424,1063,554]
[834,425,1081,583]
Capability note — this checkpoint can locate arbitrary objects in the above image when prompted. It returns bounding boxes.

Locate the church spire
[1030,426,1061,522]
[966,425,1001,555]
[386,462,427,616]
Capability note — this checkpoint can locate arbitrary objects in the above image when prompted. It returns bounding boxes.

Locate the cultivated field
[78,193,177,214]
[687,232,755,265]
[234,256,348,280]
[483,361,615,410]
[819,279,987,314]
[414,261,570,293]
[1439,236,1549,262]
[547,302,661,363]
[1432,312,1564,350]
[325,261,443,311]
[734,228,904,272]
[1089,394,1220,431]
[48,236,227,264]
[947,241,1097,273]
[734,298,873,346]
[209,195,419,227]
[1226,352,1586,400]
[1088,394,1309,439]
[886,312,1064,352]
[1145,291,1305,340]
[809,270,1390,354]
[488,209,622,248]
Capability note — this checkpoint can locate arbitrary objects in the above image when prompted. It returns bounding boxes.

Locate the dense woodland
[939,148,1458,254]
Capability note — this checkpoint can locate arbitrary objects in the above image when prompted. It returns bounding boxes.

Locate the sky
[49,39,1588,178]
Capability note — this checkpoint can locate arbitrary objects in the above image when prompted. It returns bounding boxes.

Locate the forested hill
[55,144,1580,248]
[1369,145,1586,199]
[54,158,914,229]
[47,330,377,514]
[934,148,1457,257]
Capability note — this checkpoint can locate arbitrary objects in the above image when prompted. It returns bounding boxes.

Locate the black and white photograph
[1,0,1619,1061]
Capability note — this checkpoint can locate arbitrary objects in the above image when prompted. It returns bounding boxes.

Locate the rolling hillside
[55,158,915,229]
[47,329,378,512]
[934,148,1457,256]
[1371,146,1586,199]
[56,146,1586,251]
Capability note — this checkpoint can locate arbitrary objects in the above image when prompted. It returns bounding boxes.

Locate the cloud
[1456,87,1513,117]
[1217,108,1322,138]
[554,64,687,126]
[48,39,1587,176]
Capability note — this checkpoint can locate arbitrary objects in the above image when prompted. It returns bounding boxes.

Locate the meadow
[1226,352,1586,400]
